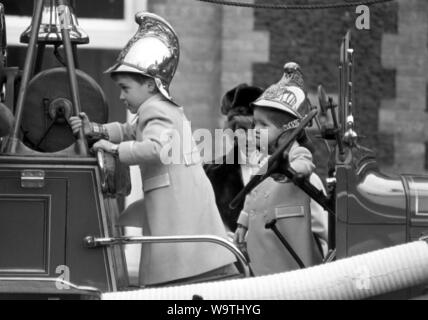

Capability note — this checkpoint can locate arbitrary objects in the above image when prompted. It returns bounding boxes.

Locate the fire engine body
[0,1,427,300]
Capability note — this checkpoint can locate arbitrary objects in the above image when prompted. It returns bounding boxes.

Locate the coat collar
[137,93,165,115]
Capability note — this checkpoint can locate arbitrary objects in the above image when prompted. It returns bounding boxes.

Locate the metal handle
[84,235,251,278]
[96,150,108,192]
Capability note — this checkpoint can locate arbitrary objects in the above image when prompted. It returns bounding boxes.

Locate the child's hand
[234,225,251,262]
[92,139,118,155]
[69,112,92,135]
[233,225,248,245]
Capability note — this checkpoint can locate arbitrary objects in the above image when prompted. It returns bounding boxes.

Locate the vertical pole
[6,0,44,154]
[328,203,336,251]
[33,44,46,76]
[57,0,88,156]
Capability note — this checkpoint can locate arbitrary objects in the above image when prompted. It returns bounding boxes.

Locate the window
[4,0,146,49]
[2,0,125,19]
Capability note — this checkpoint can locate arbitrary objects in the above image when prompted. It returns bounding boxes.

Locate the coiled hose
[103,240,428,300]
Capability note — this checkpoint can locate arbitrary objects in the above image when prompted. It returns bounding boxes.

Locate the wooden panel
[0,161,125,292]
[65,169,116,291]
[0,195,50,273]
[0,174,67,277]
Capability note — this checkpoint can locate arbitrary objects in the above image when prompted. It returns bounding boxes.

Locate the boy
[70,12,236,286]
[234,62,328,275]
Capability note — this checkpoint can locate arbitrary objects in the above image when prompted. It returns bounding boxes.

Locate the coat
[237,143,324,275]
[238,177,324,275]
[104,94,235,285]
[204,146,244,232]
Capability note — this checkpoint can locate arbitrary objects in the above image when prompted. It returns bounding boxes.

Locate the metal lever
[57,0,88,156]
[84,235,251,278]
[265,219,305,269]
[6,0,44,154]
[328,97,345,159]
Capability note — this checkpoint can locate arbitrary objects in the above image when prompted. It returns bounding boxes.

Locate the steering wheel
[229,109,318,210]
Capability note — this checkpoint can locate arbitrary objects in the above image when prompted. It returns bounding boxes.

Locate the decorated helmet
[105,12,180,101]
[252,62,309,119]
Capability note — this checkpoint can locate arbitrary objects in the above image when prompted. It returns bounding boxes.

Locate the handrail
[84,235,251,278]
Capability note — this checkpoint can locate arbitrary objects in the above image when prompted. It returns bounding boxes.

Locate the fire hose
[103,239,428,300]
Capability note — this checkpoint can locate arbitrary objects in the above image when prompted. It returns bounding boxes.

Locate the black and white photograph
[0,0,427,307]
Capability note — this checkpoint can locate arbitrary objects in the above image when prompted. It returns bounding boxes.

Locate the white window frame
[5,0,147,49]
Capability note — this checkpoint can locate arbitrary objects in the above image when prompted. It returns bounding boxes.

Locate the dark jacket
[204,146,245,232]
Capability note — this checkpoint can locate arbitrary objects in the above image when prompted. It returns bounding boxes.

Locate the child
[70,12,236,286]
[234,62,328,276]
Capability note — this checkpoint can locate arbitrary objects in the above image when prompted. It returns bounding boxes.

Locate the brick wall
[151,0,427,176]
[149,0,223,131]
[380,0,428,174]
[149,0,269,132]
[253,0,399,177]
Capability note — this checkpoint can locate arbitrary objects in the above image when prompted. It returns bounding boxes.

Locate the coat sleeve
[103,121,137,143]
[237,210,249,229]
[117,104,175,166]
[288,144,315,177]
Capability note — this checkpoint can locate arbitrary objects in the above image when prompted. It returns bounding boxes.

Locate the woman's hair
[221,84,263,131]
[225,115,254,131]
[225,107,254,131]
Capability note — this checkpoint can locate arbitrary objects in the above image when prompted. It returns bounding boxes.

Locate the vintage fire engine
[0,0,428,300]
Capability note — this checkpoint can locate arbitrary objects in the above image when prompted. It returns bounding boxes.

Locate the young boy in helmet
[70,12,236,286]
[233,62,328,276]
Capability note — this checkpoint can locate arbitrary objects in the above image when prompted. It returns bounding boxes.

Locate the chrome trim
[21,169,45,188]
[84,235,251,278]
[96,150,108,193]
[0,277,100,294]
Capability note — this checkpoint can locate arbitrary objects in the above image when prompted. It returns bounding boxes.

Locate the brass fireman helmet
[252,62,309,119]
[105,12,180,101]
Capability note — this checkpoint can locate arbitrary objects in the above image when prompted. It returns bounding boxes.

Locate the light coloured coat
[104,94,235,285]
[237,143,326,275]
